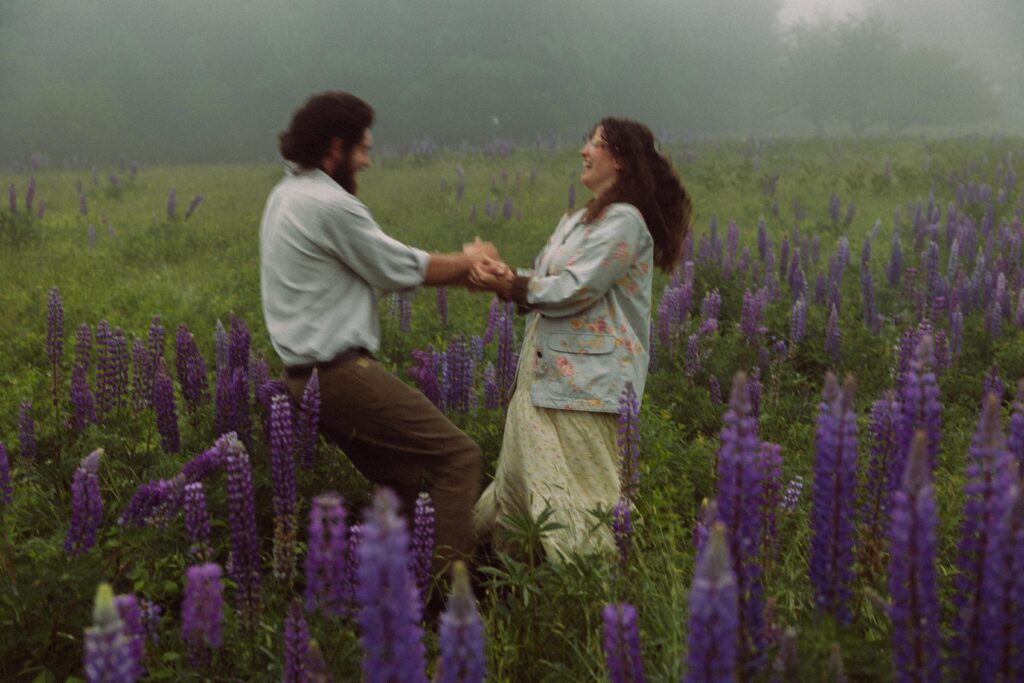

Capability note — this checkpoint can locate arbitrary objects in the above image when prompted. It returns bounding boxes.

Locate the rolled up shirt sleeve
[523,207,645,318]
[317,200,429,291]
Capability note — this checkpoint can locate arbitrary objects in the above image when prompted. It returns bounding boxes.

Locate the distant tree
[783,15,997,134]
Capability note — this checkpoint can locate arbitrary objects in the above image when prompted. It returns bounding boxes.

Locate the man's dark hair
[278,92,374,169]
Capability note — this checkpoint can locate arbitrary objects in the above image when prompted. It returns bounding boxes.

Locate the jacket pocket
[545,333,615,355]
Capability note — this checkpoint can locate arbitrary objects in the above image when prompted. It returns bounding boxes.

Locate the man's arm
[422,238,500,287]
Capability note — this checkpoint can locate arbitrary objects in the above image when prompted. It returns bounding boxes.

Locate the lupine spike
[224,438,261,628]
[83,583,143,683]
[684,522,738,683]
[304,492,349,616]
[602,602,646,683]
[270,394,298,584]
[65,449,103,556]
[183,482,212,562]
[436,561,486,683]
[612,498,632,568]
[283,599,311,683]
[888,431,941,683]
[182,563,224,666]
[301,368,320,468]
[356,488,428,683]
[153,359,180,453]
[412,492,435,604]
[0,442,11,506]
[618,382,641,501]
[809,374,858,622]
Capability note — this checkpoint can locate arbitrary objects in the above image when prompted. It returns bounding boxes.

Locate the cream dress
[473,315,621,560]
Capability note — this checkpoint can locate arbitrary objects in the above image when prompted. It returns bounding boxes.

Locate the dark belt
[285,347,369,379]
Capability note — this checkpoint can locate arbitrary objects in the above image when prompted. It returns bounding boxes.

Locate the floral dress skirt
[473,315,621,560]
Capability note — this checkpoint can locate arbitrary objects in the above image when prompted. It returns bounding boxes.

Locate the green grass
[1,134,1023,681]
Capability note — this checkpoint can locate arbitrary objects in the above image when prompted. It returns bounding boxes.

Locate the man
[260,91,489,578]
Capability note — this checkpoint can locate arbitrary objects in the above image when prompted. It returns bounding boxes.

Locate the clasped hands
[463,238,514,296]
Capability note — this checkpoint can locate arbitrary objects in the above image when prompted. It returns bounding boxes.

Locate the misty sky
[779,0,866,24]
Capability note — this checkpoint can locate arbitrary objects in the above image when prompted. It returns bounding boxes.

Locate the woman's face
[580,125,620,197]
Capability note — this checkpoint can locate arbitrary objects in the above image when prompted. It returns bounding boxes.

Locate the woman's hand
[469,257,514,296]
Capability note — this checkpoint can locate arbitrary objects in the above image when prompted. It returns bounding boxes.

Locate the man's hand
[463,237,499,260]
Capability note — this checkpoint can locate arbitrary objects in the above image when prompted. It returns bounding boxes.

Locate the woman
[471,118,692,559]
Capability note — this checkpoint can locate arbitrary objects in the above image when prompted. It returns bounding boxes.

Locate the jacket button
[536,350,543,358]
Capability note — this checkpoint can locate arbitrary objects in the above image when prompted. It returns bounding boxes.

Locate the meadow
[1,133,1023,681]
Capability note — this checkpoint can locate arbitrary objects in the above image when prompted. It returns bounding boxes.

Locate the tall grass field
[1,134,1023,681]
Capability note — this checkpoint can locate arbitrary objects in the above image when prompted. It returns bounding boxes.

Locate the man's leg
[286,356,482,578]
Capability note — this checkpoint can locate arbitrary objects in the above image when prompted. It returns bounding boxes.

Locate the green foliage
[0,135,1022,679]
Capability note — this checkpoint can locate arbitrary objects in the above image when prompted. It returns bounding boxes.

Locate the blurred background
[1,0,1021,165]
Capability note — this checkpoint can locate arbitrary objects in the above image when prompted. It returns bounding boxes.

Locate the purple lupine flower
[860,393,901,546]
[225,439,261,628]
[740,289,766,343]
[693,498,717,554]
[174,324,210,415]
[978,461,1024,681]
[300,368,320,468]
[74,322,92,371]
[409,347,442,409]
[823,304,841,366]
[809,374,858,623]
[270,394,298,584]
[618,382,641,501]
[482,362,499,409]
[982,365,1004,405]
[1008,379,1024,468]
[47,285,64,413]
[790,297,807,345]
[95,324,128,419]
[305,492,349,616]
[112,593,146,679]
[228,315,250,374]
[603,602,646,683]
[213,368,235,438]
[756,440,783,562]
[684,334,701,375]
[714,372,766,666]
[182,563,224,665]
[949,393,1014,680]
[153,359,180,453]
[18,400,36,460]
[897,335,942,474]
[184,194,203,219]
[66,449,103,556]
[612,498,632,568]
[130,338,149,412]
[357,488,428,683]
[69,362,98,431]
[436,561,486,683]
[0,443,10,506]
[887,233,903,288]
[183,482,212,562]
[283,599,310,683]
[496,301,516,412]
[412,492,435,605]
[685,522,738,683]
[83,583,142,683]
[214,319,229,374]
[229,366,251,445]
[481,297,501,345]
[888,431,941,683]
[166,188,176,219]
[781,476,804,512]
[709,375,722,405]
[436,287,449,325]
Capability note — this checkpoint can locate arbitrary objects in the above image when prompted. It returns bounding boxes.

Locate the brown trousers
[285,354,482,579]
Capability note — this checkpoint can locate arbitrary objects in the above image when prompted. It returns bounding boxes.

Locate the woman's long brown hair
[583,118,692,272]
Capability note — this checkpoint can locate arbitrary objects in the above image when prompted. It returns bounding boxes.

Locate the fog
[0,0,1020,165]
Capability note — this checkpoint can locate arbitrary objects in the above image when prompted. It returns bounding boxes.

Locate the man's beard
[329,156,358,194]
